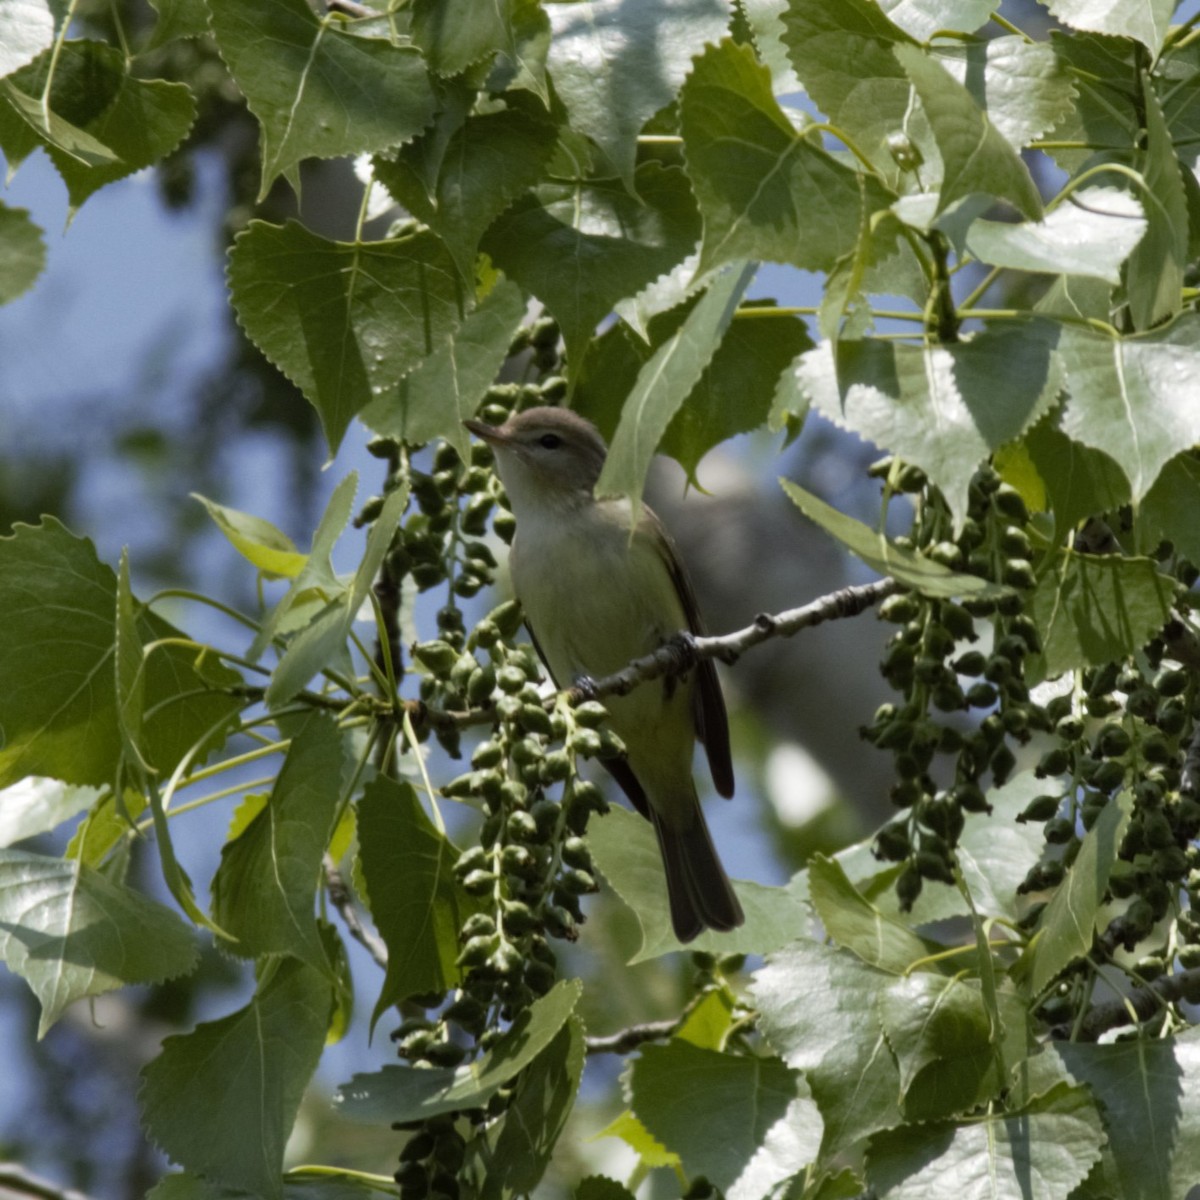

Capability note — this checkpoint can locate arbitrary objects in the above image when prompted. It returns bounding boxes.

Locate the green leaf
[146,0,209,46]
[0,0,57,77]
[0,519,240,789]
[335,978,582,1123]
[966,188,1145,283]
[586,804,811,962]
[0,848,198,1037]
[738,0,800,94]
[229,220,465,454]
[360,276,527,457]
[1028,551,1177,680]
[597,263,754,515]
[545,0,732,184]
[1027,790,1132,994]
[0,200,45,303]
[796,321,1062,531]
[482,161,700,372]
[208,0,436,197]
[779,480,1009,598]
[894,43,1042,220]
[1022,416,1130,538]
[807,855,931,974]
[140,957,332,1200]
[878,0,995,39]
[864,1082,1105,1199]
[575,1179,637,1200]
[1038,0,1174,52]
[661,307,813,482]
[1138,451,1200,562]
[680,40,894,276]
[149,1171,392,1200]
[1125,72,1187,330]
[266,481,407,705]
[879,974,1028,1121]
[752,939,902,1158]
[932,36,1078,152]
[777,0,917,177]
[357,776,481,1033]
[464,1017,586,1200]
[249,472,356,662]
[66,789,148,869]
[374,102,559,280]
[210,714,344,969]
[0,777,104,848]
[1055,1030,1200,1200]
[193,494,308,579]
[115,550,148,774]
[631,1040,820,1199]
[412,0,513,76]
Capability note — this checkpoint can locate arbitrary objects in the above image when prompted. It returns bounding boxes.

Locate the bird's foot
[570,673,599,701]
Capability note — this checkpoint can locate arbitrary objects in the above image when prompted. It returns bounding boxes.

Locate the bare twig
[584,1018,680,1055]
[0,1165,95,1200]
[1073,968,1200,1042]
[324,855,389,970]
[327,0,375,16]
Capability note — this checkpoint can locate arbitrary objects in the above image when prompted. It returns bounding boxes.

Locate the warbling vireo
[464,406,744,942]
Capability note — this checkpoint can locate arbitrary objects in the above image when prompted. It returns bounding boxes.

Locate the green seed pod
[462,869,497,896]
[560,868,598,895]
[471,739,504,770]
[501,844,537,878]
[561,836,592,869]
[965,681,998,709]
[915,849,955,884]
[493,510,517,543]
[1036,747,1070,777]
[990,745,1016,785]
[952,782,990,813]
[501,899,540,934]
[467,664,497,705]
[493,941,524,977]
[1018,794,1062,824]
[1141,732,1174,764]
[953,650,987,677]
[931,682,967,712]
[460,913,495,941]
[425,1040,468,1068]
[939,601,975,642]
[873,823,911,861]
[543,904,577,940]
[540,750,573,782]
[454,846,488,877]
[896,864,923,909]
[1002,559,1035,589]
[506,810,539,842]
[1155,699,1187,735]
[890,779,924,809]
[457,934,499,968]
[519,703,553,735]
[992,484,1029,524]
[1094,724,1131,758]
[573,699,610,727]
[413,640,461,677]
[929,541,964,568]
[879,593,921,624]
[1043,817,1074,845]
[461,493,494,536]
[496,694,522,722]
[496,665,527,694]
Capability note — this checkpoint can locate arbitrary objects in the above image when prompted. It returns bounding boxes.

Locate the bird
[464,406,744,942]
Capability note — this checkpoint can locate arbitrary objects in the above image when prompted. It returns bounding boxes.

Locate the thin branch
[1073,968,1200,1042]
[327,0,375,15]
[0,1166,95,1200]
[324,855,389,970]
[568,578,902,705]
[584,1018,680,1055]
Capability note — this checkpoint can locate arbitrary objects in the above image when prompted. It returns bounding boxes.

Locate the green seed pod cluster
[393,1112,467,1200]
[865,462,1047,908]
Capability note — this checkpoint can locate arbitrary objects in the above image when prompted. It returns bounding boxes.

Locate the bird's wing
[644,508,735,799]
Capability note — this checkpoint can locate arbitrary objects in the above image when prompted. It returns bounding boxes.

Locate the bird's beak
[463,418,509,446]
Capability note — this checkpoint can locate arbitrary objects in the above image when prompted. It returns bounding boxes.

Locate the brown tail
[650,803,745,943]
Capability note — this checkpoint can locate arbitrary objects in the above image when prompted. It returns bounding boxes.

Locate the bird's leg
[570,674,599,701]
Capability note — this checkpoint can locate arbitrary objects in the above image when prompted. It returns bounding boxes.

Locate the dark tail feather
[651,803,745,943]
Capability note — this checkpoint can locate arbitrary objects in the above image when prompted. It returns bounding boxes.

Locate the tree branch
[584,1018,679,1055]
[324,855,389,971]
[1073,967,1200,1042]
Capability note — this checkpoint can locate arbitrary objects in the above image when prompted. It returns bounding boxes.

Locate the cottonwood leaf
[777,0,918,176]
[631,1040,820,1200]
[336,979,582,1123]
[140,957,332,1200]
[796,322,1062,530]
[895,43,1042,220]
[864,1082,1104,1199]
[878,0,995,39]
[208,0,436,197]
[1028,550,1177,681]
[680,39,894,276]
[545,0,731,184]
[752,939,902,1157]
[193,494,308,579]
[1138,451,1200,562]
[575,1179,638,1200]
[482,161,700,371]
[0,519,240,789]
[0,777,103,848]
[738,0,800,93]
[463,1018,585,1200]
[780,480,1009,599]
[932,36,1077,151]
[588,805,810,962]
[1027,791,1132,994]
[807,855,930,974]
[966,188,1145,283]
[412,0,514,76]
[1022,417,1129,539]
[597,263,754,516]
[210,713,345,970]
[373,102,559,281]
[1039,0,1174,52]
[1055,1030,1200,1200]
[0,200,45,303]
[360,276,527,458]
[149,1172,388,1200]
[0,849,198,1037]
[1126,72,1188,331]
[228,220,464,454]
[0,0,57,76]
[146,0,209,46]
[266,483,407,705]
[357,776,482,1034]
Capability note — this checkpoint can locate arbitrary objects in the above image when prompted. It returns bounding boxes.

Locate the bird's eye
[538,433,563,450]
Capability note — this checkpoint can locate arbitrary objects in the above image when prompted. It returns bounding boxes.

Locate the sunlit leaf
[0,199,45,303]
